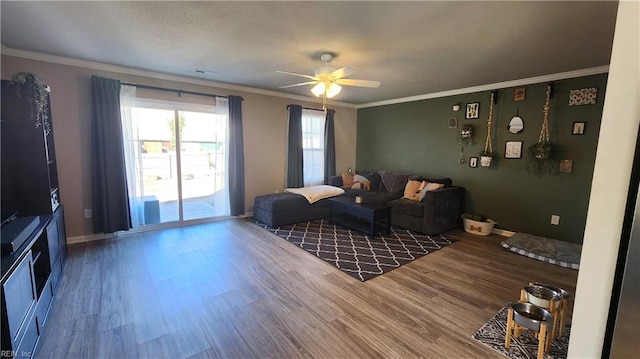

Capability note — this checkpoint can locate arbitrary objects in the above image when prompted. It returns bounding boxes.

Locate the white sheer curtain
[301,108,325,186]
[119,85,144,227]
[215,96,231,216]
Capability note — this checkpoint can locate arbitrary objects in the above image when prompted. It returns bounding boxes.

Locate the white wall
[568,2,640,357]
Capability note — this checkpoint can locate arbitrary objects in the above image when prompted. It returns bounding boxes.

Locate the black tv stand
[1,208,66,359]
[1,216,41,255]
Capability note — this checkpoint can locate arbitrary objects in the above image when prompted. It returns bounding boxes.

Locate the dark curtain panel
[90,76,131,233]
[286,105,304,188]
[324,109,336,184]
[228,95,245,216]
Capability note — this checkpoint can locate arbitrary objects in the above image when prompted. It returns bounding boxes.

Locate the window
[301,109,325,186]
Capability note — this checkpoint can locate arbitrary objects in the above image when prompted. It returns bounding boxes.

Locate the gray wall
[356,74,607,243]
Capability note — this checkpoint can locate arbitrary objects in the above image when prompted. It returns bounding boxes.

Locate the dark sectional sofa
[253,170,465,235]
[330,170,465,235]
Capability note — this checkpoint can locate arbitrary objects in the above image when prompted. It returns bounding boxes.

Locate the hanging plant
[527,84,559,175]
[480,91,496,167]
[10,72,51,135]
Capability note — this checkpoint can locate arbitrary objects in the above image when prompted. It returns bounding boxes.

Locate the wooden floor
[36,219,578,358]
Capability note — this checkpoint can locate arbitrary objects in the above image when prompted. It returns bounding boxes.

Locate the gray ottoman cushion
[254,192,331,227]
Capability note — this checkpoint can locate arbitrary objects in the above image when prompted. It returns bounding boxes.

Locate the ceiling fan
[277,53,381,100]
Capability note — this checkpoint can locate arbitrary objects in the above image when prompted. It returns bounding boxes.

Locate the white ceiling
[1,1,618,105]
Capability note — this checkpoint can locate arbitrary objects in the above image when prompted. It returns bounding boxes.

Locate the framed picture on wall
[469,157,478,168]
[448,116,458,129]
[559,159,574,173]
[572,121,586,135]
[505,141,523,159]
[514,87,526,101]
[466,102,480,119]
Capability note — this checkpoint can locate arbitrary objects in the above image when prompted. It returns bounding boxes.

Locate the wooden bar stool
[505,302,553,359]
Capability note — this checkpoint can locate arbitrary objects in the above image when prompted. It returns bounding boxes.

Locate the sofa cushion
[425,177,453,187]
[408,176,453,188]
[341,172,354,188]
[379,170,411,193]
[359,190,403,204]
[419,182,445,201]
[390,198,425,217]
[356,171,382,191]
[403,180,424,200]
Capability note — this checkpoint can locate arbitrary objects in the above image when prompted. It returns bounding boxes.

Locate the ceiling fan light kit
[277,53,380,103]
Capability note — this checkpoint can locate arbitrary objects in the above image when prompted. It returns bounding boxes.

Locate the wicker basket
[461,214,496,236]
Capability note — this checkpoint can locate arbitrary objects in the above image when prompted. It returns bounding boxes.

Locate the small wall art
[514,87,526,101]
[469,157,478,168]
[559,159,574,174]
[569,88,598,106]
[505,141,523,159]
[448,116,458,129]
[466,102,480,119]
[572,121,586,135]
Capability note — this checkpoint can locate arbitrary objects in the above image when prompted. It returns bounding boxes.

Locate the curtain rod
[121,82,242,100]
[286,104,325,111]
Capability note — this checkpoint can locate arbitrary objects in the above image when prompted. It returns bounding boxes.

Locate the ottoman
[253,192,332,227]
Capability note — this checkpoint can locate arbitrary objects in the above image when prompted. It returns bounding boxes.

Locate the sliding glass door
[123,98,229,227]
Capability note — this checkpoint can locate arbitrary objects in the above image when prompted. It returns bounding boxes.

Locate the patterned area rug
[253,219,456,281]
[473,305,570,359]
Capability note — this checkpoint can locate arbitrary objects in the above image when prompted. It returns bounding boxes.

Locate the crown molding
[0,46,356,109]
[2,46,608,110]
[357,65,610,109]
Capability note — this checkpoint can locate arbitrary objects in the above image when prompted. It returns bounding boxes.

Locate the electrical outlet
[84,209,93,218]
[551,215,560,225]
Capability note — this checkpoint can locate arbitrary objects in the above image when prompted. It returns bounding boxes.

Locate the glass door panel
[132,107,179,224]
[178,111,229,220]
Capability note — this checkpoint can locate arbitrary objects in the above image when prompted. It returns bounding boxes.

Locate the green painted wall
[356,74,607,243]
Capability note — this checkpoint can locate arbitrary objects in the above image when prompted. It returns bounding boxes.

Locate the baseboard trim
[67,215,241,245]
[492,228,516,237]
[67,232,114,245]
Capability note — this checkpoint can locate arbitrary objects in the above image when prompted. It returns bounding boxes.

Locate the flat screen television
[1,119,18,227]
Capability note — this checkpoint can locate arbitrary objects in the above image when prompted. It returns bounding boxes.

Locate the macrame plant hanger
[480,91,495,167]
[537,85,552,158]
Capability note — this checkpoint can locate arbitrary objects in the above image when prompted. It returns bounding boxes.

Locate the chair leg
[538,322,548,359]
[505,308,514,349]
[559,299,566,336]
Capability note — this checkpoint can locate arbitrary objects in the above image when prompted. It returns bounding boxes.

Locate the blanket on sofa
[285,185,345,204]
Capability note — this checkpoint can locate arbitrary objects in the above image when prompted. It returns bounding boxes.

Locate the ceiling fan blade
[329,65,358,79]
[276,70,317,80]
[279,81,318,89]
[334,78,381,88]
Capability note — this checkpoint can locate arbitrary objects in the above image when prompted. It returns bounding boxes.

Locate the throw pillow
[341,172,354,188]
[403,180,424,201]
[357,171,382,191]
[353,174,371,190]
[418,182,445,201]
